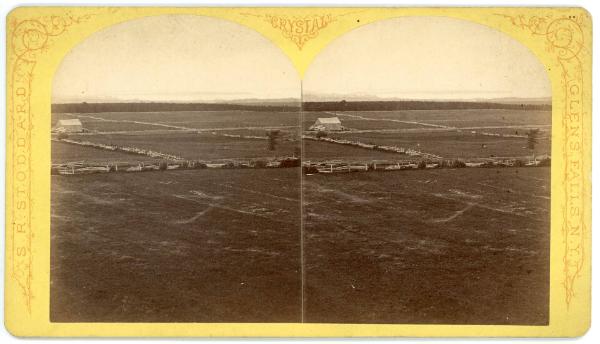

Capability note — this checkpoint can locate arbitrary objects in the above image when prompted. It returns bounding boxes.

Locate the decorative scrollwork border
[496,13,588,308]
[240,12,336,50]
[7,11,96,314]
[240,10,366,50]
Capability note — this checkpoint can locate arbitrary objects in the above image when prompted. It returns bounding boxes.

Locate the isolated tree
[266,130,280,151]
[527,129,540,162]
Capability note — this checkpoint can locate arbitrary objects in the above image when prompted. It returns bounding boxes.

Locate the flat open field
[302,139,414,161]
[54,108,550,163]
[70,132,300,161]
[54,111,301,132]
[334,131,551,159]
[302,167,550,324]
[53,111,302,163]
[53,113,180,132]
[301,112,425,130]
[301,109,550,160]
[336,109,552,128]
[52,167,549,324]
[52,141,161,164]
[91,110,301,129]
[51,168,302,322]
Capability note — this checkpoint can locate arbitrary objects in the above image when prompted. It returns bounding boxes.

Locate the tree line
[52,100,551,114]
[302,100,551,111]
[51,102,301,113]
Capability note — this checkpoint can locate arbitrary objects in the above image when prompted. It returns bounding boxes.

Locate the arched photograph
[51,15,303,323]
[301,16,551,325]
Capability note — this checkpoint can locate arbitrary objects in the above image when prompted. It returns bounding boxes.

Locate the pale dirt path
[325,111,451,129]
[65,113,298,134]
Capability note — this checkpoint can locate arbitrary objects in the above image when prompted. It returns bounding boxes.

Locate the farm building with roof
[309,117,345,131]
[53,118,83,133]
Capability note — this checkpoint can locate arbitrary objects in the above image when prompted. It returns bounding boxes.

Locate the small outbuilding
[309,117,344,131]
[53,118,83,133]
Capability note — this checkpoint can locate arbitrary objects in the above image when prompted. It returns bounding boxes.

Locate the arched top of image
[303,16,551,103]
[53,15,300,104]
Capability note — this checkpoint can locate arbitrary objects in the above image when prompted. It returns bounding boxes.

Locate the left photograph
[50,15,303,322]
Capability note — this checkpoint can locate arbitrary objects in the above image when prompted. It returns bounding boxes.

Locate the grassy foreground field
[51,166,549,324]
[51,168,301,322]
[303,167,550,324]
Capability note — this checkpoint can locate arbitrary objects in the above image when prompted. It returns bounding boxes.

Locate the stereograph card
[4,6,592,337]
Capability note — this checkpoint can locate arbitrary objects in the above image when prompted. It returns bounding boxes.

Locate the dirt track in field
[302,167,550,324]
[51,169,302,322]
[52,167,549,324]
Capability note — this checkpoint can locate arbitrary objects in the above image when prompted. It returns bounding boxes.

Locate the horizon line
[51,97,552,105]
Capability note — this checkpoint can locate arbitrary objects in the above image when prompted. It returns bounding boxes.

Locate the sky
[303,16,551,101]
[53,15,551,103]
[52,15,300,103]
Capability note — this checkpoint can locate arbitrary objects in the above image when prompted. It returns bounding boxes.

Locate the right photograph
[301,16,551,325]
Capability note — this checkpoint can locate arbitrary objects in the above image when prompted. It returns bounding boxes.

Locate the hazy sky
[54,15,551,103]
[303,16,551,101]
[53,15,300,103]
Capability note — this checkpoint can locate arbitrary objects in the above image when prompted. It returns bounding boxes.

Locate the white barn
[309,117,344,131]
[53,118,83,133]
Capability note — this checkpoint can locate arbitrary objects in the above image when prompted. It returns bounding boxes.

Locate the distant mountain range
[215,98,301,107]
